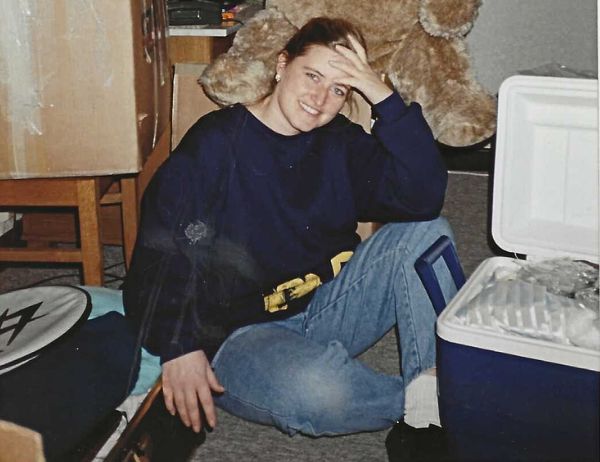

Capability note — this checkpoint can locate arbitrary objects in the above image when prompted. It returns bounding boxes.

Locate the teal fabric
[79,285,161,395]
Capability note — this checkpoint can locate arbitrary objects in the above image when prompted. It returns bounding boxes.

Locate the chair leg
[77,178,104,286]
[120,177,139,270]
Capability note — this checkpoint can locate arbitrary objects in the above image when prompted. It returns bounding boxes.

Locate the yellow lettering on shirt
[330,251,353,276]
[263,251,354,313]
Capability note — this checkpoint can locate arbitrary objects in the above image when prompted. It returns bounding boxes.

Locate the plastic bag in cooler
[452,258,600,350]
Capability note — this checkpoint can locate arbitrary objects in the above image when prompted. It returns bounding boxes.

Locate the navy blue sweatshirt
[123,93,447,363]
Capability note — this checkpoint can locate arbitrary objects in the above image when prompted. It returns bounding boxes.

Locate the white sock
[403,367,441,429]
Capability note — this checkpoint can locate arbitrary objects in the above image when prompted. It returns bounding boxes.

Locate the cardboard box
[0,420,45,462]
[171,63,220,148]
[0,0,171,179]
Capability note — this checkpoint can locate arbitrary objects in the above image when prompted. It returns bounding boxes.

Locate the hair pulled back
[282,17,367,62]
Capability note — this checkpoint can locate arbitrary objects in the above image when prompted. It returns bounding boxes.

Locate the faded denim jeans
[211,218,457,436]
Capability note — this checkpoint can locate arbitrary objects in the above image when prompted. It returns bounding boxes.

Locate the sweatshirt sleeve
[123,119,230,364]
[346,92,448,222]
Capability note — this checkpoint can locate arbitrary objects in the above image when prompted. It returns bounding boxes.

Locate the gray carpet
[0,245,126,293]
[0,170,499,461]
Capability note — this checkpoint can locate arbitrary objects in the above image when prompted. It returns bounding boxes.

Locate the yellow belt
[263,251,354,313]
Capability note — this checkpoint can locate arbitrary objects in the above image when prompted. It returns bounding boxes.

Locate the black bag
[0,311,140,461]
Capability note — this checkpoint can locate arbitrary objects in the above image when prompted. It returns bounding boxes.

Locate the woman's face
[270,45,350,135]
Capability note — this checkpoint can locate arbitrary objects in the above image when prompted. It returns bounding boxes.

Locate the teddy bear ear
[199,9,298,106]
[419,0,481,39]
[199,56,272,107]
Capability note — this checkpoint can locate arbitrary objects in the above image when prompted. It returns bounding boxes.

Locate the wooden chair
[0,176,138,286]
[0,128,171,286]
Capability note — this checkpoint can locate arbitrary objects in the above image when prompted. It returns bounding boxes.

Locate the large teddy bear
[200,0,496,147]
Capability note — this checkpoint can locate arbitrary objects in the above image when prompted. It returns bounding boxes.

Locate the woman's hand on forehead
[346,34,368,63]
[328,35,393,106]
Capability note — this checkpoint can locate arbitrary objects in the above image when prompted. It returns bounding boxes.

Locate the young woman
[124,17,457,441]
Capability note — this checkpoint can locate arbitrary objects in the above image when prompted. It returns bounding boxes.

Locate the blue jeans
[211,218,457,436]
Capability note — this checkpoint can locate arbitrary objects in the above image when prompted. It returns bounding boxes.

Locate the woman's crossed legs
[212,218,457,436]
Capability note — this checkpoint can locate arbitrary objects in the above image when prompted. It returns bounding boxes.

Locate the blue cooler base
[437,337,600,462]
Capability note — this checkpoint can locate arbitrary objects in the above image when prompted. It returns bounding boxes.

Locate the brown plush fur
[199,9,297,106]
[200,0,496,147]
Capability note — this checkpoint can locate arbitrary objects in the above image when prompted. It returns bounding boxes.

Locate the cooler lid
[492,76,599,263]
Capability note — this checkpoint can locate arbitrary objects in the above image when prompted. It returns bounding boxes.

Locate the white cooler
[436,76,599,462]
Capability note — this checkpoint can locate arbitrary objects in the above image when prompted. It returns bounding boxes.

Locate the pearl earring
[275,73,281,83]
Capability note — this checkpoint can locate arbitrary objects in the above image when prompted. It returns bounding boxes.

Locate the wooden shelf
[168,34,235,64]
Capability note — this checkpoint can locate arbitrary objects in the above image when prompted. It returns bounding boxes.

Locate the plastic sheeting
[453,258,600,350]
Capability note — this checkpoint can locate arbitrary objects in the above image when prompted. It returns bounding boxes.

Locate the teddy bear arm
[386,32,495,146]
